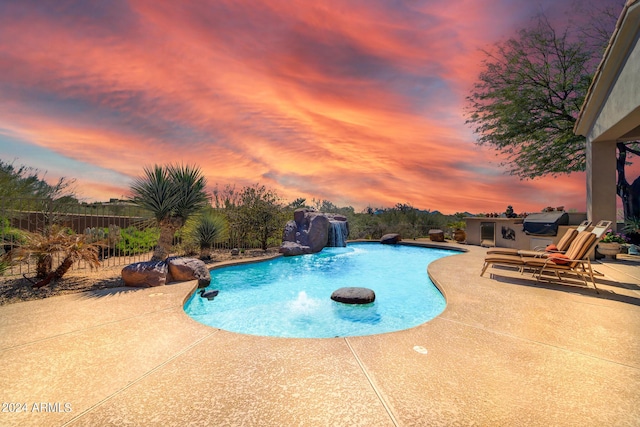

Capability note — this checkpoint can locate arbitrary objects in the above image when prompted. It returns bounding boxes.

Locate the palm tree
[13,226,102,287]
[21,227,69,278]
[32,232,101,288]
[130,164,209,261]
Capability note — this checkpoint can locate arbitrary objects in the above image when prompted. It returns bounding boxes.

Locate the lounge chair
[589,219,612,239]
[481,224,610,293]
[524,230,601,293]
[486,220,591,257]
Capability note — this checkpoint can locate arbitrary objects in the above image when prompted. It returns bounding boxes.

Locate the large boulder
[282,220,298,244]
[380,233,401,244]
[122,257,211,288]
[121,260,169,287]
[305,213,330,252]
[167,257,211,288]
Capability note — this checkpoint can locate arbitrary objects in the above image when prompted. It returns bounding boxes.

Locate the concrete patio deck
[1,243,639,426]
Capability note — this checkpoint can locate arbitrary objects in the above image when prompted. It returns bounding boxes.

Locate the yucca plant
[130,164,210,261]
[186,210,228,259]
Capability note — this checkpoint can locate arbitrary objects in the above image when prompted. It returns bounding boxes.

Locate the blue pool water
[184,243,455,338]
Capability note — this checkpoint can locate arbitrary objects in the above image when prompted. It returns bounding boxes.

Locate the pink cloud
[0,0,630,214]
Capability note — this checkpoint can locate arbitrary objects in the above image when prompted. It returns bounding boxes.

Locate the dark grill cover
[523,212,569,236]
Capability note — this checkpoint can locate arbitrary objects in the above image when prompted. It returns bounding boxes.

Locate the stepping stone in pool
[331,287,375,304]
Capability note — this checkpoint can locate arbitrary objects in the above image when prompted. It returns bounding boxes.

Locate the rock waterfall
[279,209,349,256]
[327,220,348,247]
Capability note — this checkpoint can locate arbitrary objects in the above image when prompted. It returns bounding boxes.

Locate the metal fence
[0,199,263,277]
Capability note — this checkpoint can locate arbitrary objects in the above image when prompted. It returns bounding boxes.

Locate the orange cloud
[0,0,629,214]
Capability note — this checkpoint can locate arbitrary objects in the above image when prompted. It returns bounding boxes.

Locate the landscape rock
[167,257,211,288]
[121,260,168,287]
[380,233,401,244]
[428,229,445,242]
[331,287,376,304]
[279,241,312,256]
[122,257,212,288]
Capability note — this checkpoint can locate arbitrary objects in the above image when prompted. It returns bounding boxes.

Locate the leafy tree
[466,6,640,220]
[574,1,623,56]
[130,164,209,260]
[345,203,449,240]
[312,198,340,213]
[0,159,77,225]
[287,198,307,210]
[465,16,595,179]
[234,184,285,250]
[212,183,241,209]
[348,211,385,240]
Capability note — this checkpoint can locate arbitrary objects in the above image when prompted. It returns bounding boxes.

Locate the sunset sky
[0,0,634,214]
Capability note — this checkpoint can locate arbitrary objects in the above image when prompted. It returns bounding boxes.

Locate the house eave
[574,0,640,139]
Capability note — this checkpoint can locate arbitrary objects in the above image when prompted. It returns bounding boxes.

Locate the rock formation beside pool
[122,257,211,288]
[279,208,349,256]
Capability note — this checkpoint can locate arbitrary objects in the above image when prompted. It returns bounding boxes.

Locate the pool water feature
[184,243,455,338]
[327,220,348,247]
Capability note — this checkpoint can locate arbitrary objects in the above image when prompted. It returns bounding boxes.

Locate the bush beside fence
[0,199,264,277]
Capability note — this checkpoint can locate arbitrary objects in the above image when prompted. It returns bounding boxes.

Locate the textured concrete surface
[1,242,639,426]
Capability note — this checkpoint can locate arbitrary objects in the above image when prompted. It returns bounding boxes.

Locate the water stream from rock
[327,221,348,247]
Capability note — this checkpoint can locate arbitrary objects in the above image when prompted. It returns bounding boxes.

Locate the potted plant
[597,229,630,259]
[623,217,640,245]
[623,217,640,254]
[448,220,467,242]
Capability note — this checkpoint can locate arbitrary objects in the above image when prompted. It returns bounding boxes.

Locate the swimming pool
[184,243,455,338]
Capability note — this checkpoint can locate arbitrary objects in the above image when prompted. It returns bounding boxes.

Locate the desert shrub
[0,217,26,248]
[115,226,159,255]
[0,217,27,275]
[176,210,229,258]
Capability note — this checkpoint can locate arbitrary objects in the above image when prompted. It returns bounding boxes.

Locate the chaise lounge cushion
[548,253,570,265]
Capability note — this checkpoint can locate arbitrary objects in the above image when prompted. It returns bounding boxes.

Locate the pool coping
[1,240,639,426]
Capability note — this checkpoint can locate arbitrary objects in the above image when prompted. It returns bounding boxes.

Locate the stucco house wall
[575,0,640,225]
